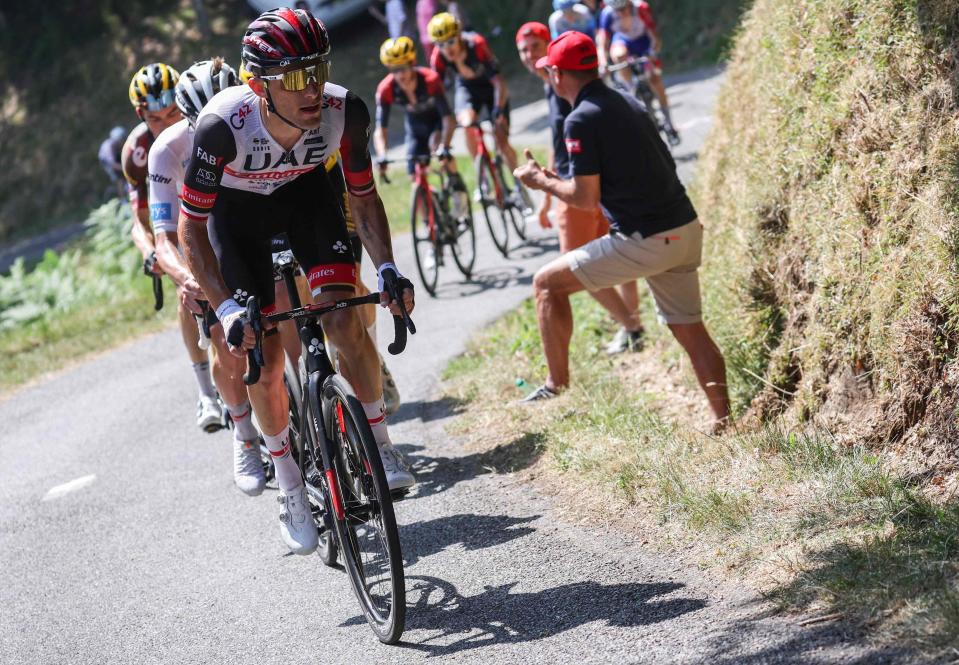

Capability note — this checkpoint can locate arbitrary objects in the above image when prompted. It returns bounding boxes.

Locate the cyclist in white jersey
[178,8,416,556]
[149,58,281,494]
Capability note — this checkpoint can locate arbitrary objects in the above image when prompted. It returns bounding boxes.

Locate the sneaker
[196,396,224,432]
[605,327,645,355]
[233,437,266,496]
[381,358,401,416]
[379,446,415,491]
[665,125,681,147]
[277,485,318,555]
[519,384,559,403]
[422,246,438,272]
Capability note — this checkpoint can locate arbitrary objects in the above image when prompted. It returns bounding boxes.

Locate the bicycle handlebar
[240,274,416,385]
[143,252,163,311]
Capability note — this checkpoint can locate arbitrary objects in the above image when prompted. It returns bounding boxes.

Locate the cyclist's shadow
[341,575,706,655]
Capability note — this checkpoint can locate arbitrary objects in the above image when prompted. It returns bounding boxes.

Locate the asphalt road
[0,70,913,664]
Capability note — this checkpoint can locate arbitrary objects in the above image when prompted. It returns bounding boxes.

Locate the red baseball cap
[515,22,550,45]
[535,31,598,71]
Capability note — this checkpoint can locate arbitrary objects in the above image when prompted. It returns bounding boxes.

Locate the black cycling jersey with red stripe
[180,83,374,222]
[375,67,451,128]
[429,32,500,94]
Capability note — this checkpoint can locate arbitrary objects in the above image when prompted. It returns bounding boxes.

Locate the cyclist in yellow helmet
[427,12,520,177]
[374,38,458,185]
[125,63,224,431]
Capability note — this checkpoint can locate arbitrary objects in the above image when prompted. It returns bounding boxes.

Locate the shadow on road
[398,431,546,500]
[401,513,539,566]
[341,575,705,656]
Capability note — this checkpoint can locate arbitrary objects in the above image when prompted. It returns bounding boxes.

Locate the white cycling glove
[376,262,405,293]
[216,299,247,350]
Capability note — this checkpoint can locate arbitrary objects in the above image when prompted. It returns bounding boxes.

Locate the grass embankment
[443,0,959,654]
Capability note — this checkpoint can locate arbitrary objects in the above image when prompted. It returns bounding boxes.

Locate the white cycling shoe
[277,485,318,555]
[196,396,223,432]
[379,446,415,491]
[233,438,266,496]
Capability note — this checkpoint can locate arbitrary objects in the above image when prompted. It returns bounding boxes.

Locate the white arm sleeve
[147,142,183,235]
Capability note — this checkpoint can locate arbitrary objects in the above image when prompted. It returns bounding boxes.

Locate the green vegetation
[0,201,174,394]
[443,0,959,653]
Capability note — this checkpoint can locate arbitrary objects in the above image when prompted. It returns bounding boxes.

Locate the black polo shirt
[545,84,572,180]
[564,79,697,236]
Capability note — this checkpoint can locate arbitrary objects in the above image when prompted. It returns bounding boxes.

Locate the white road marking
[678,116,713,131]
[43,474,96,502]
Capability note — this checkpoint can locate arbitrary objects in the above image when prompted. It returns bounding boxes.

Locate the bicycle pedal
[203,423,225,434]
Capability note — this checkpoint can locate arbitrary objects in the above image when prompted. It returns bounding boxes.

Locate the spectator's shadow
[401,513,539,566]
[398,430,547,500]
[342,575,705,655]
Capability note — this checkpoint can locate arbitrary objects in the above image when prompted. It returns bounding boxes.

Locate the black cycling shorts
[209,165,356,313]
[454,84,510,125]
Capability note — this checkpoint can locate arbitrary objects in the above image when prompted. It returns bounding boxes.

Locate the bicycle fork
[297,319,345,532]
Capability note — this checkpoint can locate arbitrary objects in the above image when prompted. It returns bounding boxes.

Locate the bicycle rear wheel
[410,184,440,297]
[443,182,476,278]
[475,153,510,257]
[324,374,405,644]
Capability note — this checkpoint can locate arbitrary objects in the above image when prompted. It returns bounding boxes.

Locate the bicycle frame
[412,158,439,244]
[467,124,505,207]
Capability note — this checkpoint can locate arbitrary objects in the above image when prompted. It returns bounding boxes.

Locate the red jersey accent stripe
[262,303,278,315]
[307,264,356,290]
[181,185,217,209]
[180,206,209,222]
[224,165,316,180]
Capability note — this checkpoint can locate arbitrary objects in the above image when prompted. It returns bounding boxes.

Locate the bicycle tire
[323,374,405,644]
[475,153,510,257]
[441,182,476,279]
[300,377,338,566]
[496,158,529,241]
[410,183,440,297]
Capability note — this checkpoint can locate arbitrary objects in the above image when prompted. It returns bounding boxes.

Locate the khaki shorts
[555,200,609,254]
[567,219,703,324]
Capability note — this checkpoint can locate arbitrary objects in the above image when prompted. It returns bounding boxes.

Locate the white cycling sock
[263,426,302,492]
[362,398,391,447]
[192,361,217,400]
[226,401,259,442]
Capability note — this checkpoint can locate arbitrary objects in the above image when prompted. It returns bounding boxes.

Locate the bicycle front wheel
[497,158,529,241]
[324,374,405,644]
[410,184,440,297]
[442,184,476,279]
[475,153,510,257]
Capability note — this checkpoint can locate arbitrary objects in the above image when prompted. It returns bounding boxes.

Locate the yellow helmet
[379,37,417,68]
[238,62,254,84]
[128,63,180,111]
[427,12,461,43]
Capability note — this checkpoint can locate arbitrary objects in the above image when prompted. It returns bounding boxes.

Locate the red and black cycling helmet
[241,8,331,75]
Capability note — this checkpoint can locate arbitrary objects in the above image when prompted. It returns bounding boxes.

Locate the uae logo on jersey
[565,139,582,154]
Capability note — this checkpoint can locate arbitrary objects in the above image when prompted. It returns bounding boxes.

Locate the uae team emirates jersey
[180,83,374,221]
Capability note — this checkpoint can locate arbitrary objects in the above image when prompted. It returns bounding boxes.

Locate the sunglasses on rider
[389,64,413,73]
[438,37,458,49]
[144,89,176,112]
[258,61,331,92]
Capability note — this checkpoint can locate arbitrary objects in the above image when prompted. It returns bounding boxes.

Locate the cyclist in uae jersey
[178,8,416,557]
[124,62,224,431]
[596,0,679,143]
[427,12,520,173]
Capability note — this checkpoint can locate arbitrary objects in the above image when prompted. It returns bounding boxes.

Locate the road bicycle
[466,122,533,257]
[238,266,415,644]
[607,55,680,148]
[381,154,476,297]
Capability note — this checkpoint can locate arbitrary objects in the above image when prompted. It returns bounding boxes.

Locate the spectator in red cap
[515,22,643,356]
[513,31,731,433]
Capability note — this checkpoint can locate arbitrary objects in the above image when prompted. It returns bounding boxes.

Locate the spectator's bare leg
[617,280,641,319]
[534,257,586,390]
[590,287,642,332]
[667,322,731,424]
